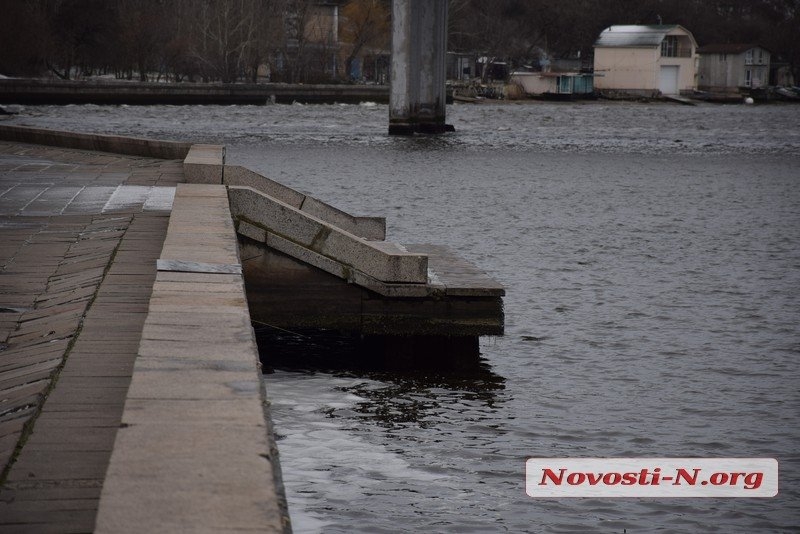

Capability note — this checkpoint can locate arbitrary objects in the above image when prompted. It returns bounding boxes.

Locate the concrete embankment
[0,124,191,159]
[0,127,288,533]
[0,78,389,105]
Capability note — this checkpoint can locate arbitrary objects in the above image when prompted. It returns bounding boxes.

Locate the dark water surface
[5,101,800,532]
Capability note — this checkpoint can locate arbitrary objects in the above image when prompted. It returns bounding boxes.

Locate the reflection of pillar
[389,0,454,135]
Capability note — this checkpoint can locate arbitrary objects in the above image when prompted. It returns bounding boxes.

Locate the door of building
[659,65,680,95]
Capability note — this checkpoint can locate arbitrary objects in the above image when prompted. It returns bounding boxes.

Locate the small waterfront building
[447,52,477,81]
[697,44,771,91]
[509,72,594,98]
[593,25,698,96]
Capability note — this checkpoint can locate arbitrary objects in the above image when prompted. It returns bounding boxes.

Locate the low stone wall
[598,89,662,100]
[184,144,226,183]
[229,185,427,284]
[0,124,191,160]
[224,165,385,240]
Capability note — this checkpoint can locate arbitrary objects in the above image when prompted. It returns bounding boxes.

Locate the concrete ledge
[96,183,285,533]
[229,185,427,284]
[406,244,505,297]
[0,124,191,159]
[160,184,240,265]
[224,165,385,240]
[239,221,504,299]
[238,221,436,297]
[184,144,225,184]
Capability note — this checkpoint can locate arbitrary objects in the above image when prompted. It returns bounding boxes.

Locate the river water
[4,101,800,532]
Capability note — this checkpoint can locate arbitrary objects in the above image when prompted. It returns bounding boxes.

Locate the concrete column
[389,0,454,135]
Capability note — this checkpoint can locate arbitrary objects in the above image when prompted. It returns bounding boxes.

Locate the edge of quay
[94,183,287,533]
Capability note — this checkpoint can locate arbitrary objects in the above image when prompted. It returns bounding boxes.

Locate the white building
[593,25,698,96]
[698,44,770,91]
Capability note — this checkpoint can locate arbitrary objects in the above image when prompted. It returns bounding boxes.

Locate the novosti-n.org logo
[526,458,778,497]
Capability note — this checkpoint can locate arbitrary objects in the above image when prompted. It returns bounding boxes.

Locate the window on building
[745,49,753,64]
[661,36,678,57]
[758,49,763,64]
[745,69,752,87]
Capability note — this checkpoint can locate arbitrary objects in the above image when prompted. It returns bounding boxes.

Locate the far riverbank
[0,78,389,106]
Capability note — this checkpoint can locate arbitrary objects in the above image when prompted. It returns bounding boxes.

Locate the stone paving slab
[0,212,169,532]
[0,141,182,217]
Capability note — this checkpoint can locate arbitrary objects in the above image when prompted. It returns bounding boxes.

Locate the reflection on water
[255,326,506,424]
[256,327,511,534]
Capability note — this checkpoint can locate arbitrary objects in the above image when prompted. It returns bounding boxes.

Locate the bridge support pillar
[389,0,454,135]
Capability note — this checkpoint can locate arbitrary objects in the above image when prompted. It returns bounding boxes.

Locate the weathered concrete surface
[184,144,225,184]
[240,239,505,336]
[95,184,285,533]
[0,125,191,160]
[390,0,453,134]
[229,185,427,283]
[224,165,386,240]
[0,78,389,105]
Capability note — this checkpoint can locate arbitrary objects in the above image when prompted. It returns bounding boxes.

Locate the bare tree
[114,0,171,81]
[182,0,266,82]
[340,0,390,81]
[1,0,798,84]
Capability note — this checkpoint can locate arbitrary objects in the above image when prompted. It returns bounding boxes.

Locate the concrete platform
[240,239,504,337]
[227,166,504,336]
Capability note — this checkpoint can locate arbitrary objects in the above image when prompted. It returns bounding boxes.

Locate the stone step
[223,165,385,240]
[229,185,427,284]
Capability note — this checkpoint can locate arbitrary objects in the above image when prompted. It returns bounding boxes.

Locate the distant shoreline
[1,78,795,108]
[0,78,390,106]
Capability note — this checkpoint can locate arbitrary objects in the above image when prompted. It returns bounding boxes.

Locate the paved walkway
[0,141,183,532]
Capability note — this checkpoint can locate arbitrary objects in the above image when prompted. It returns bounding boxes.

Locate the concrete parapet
[238,220,433,297]
[0,124,190,159]
[96,183,286,533]
[229,185,427,284]
[224,165,385,240]
[184,144,225,184]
